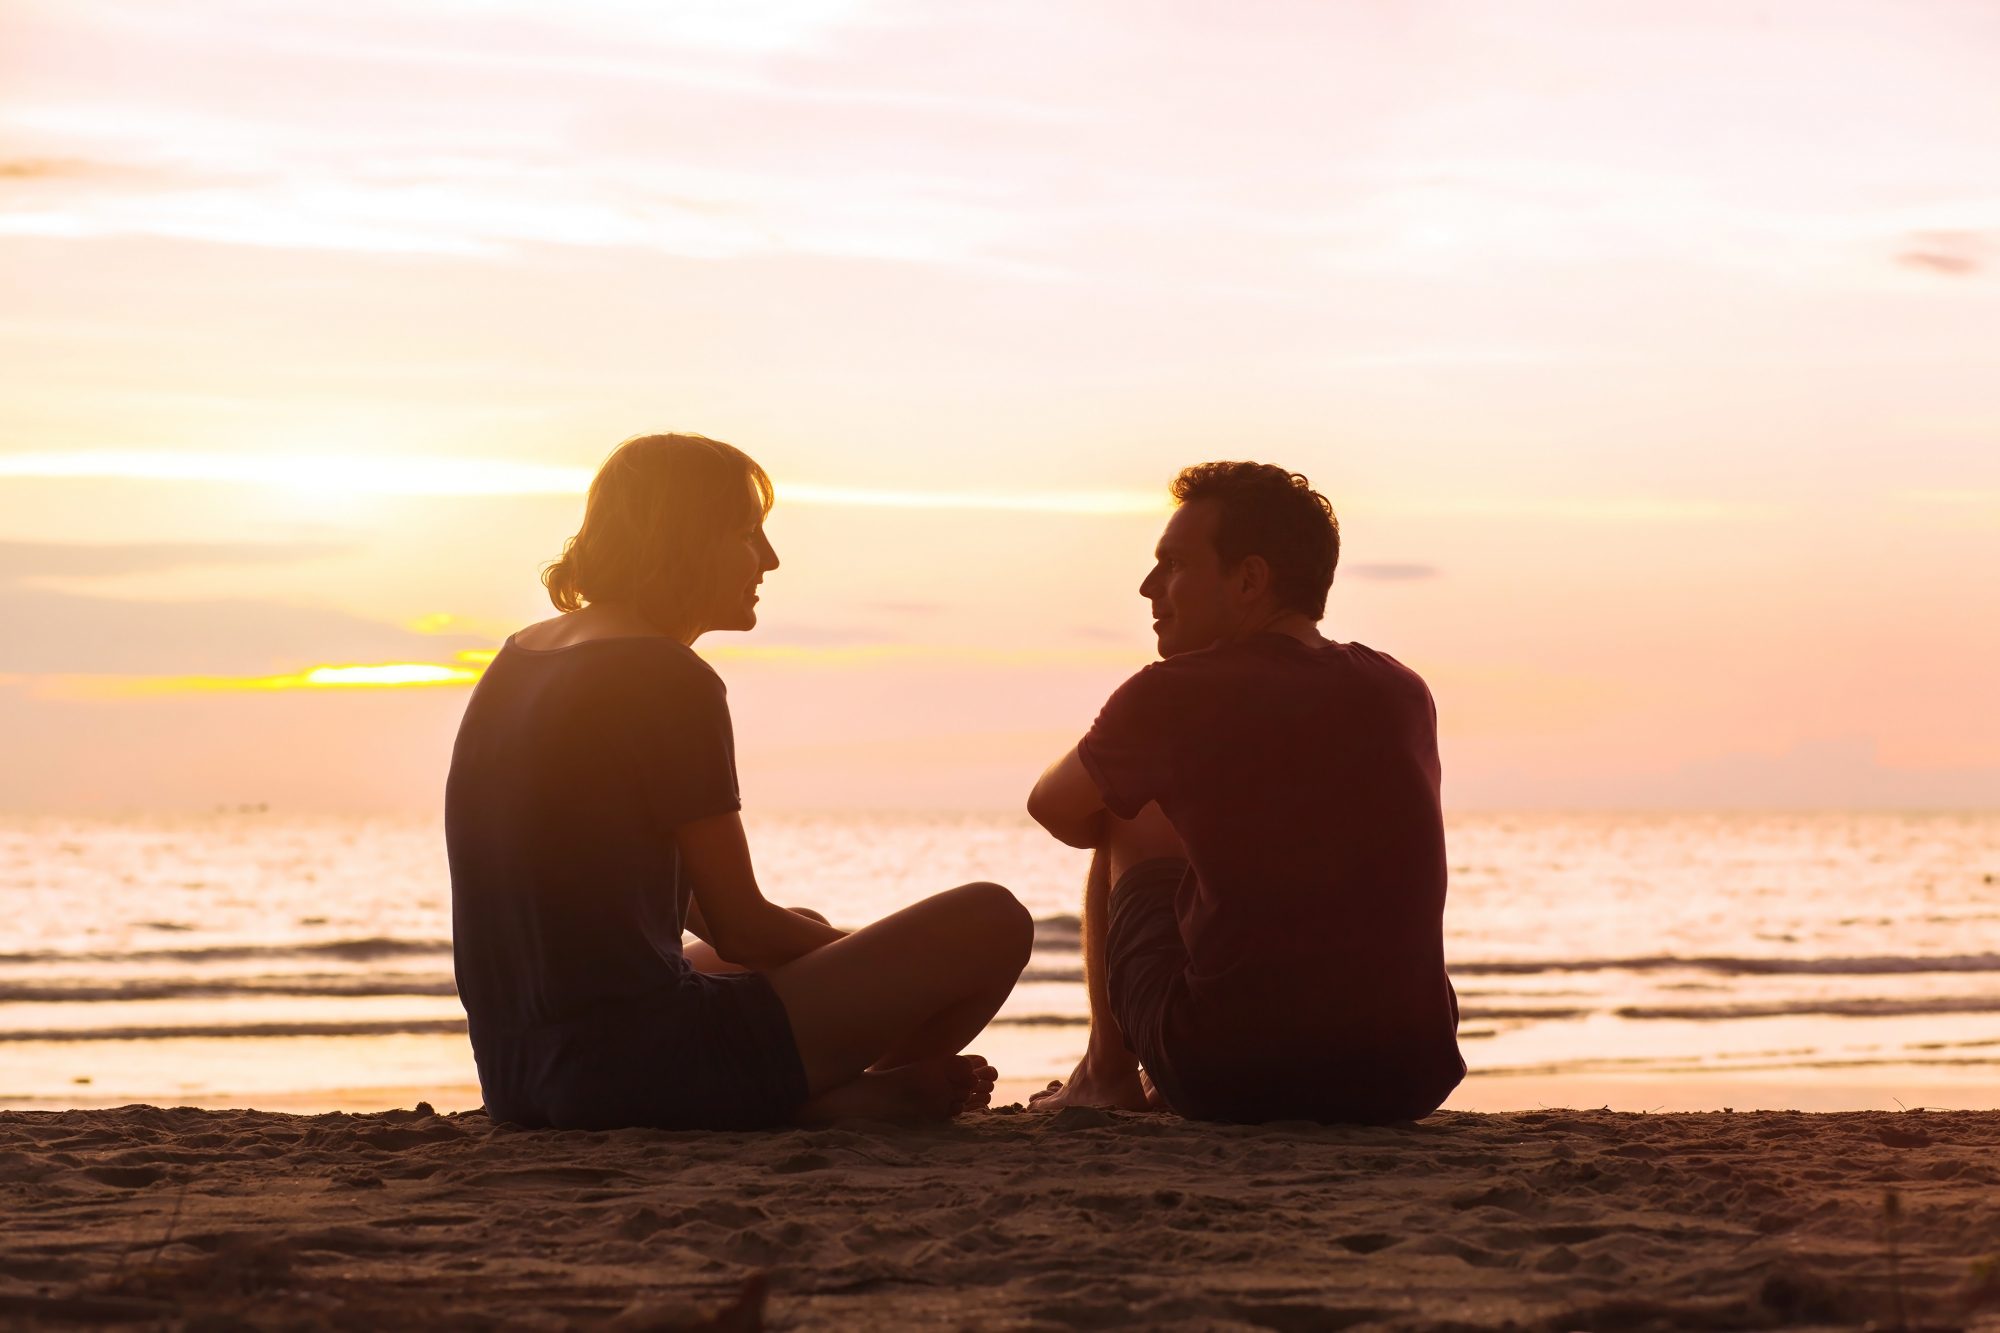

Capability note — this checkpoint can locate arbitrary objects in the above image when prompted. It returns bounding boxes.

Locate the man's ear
[1236,553,1273,601]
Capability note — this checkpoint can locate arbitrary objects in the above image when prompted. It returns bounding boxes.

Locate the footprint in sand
[769,1151,832,1174]
[1447,1181,1539,1215]
[79,1164,165,1189]
[1534,1244,1581,1274]
[1407,1235,1517,1269]
[353,1124,466,1152]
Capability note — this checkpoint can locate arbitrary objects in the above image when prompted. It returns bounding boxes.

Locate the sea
[3,812,1996,1114]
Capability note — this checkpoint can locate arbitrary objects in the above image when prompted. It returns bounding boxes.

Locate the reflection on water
[0,811,1995,1111]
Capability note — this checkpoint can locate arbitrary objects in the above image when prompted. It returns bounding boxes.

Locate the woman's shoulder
[510,607,669,651]
[497,622,722,695]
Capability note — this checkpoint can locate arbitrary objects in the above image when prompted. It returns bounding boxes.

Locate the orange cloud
[31,656,488,699]
[1897,230,1990,276]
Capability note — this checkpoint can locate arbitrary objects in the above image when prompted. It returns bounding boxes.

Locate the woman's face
[703,516,779,634]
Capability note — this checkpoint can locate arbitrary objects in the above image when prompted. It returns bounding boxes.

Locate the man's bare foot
[1027,1054,1148,1112]
[796,1054,996,1125]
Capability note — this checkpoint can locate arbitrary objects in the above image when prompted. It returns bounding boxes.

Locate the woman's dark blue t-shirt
[445,635,740,1038]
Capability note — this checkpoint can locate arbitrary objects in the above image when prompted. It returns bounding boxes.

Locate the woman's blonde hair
[541,434,773,636]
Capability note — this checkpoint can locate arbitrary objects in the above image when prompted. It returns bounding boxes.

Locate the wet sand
[3,1102,1998,1330]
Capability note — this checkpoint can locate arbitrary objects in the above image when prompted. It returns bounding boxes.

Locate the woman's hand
[685,903,840,973]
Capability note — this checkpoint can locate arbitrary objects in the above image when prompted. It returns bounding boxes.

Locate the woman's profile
[445,433,1032,1129]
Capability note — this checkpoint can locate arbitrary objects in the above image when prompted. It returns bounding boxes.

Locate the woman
[446,433,1032,1129]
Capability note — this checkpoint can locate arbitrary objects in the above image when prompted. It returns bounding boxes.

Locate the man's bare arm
[1027,745,1107,849]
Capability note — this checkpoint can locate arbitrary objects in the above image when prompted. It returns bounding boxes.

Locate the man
[1026,461,1463,1123]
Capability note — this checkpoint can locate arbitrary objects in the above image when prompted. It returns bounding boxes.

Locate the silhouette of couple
[446,434,1463,1130]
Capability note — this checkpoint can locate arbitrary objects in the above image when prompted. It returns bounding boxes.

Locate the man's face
[1138,500,1235,657]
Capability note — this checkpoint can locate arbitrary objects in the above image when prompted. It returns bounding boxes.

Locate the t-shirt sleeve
[627,664,742,827]
[1076,665,1174,821]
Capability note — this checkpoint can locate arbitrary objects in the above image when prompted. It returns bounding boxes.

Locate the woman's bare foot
[1027,1054,1148,1112]
[795,1054,996,1125]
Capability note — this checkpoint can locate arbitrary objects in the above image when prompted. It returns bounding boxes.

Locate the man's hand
[1026,745,1108,849]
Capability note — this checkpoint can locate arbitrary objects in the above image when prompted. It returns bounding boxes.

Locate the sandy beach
[3,1103,1997,1331]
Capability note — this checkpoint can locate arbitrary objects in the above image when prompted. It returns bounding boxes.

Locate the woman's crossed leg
[764,882,1033,1124]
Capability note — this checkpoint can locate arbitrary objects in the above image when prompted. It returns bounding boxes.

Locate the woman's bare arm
[676,810,844,971]
[683,896,717,945]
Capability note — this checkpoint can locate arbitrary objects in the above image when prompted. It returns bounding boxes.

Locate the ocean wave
[0,937,454,967]
[3,1014,1096,1041]
[0,1019,469,1043]
[0,1014,1095,1042]
[2,967,1092,997]
[1617,996,2000,1021]
[0,974,458,1003]
[7,934,1991,1001]
[1454,952,2000,977]
[2,917,1079,966]
[1019,929,2000,984]
[1478,1053,2000,1078]
[1032,915,1081,946]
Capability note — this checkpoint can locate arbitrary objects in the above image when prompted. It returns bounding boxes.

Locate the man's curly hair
[1170,461,1339,619]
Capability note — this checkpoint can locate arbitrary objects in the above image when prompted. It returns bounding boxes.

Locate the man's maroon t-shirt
[1078,632,1463,1119]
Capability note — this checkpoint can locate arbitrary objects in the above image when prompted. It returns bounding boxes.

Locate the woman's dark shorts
[474,967,810,1132]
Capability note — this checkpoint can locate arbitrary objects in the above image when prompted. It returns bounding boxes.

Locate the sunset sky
[3,0,1997,812]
